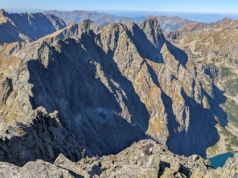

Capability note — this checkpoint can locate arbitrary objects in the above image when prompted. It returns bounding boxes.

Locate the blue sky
[1,0,238,14]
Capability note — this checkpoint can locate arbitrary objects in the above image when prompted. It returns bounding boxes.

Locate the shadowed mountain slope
[0,9,66,44]
[166,17,238,156]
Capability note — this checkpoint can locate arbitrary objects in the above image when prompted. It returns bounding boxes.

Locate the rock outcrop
[0,160,79,178]
[96,139,211,178]
[1,139,236,178]
[0,109,81,166]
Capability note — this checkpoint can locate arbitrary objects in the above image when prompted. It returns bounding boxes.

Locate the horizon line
[3,8,238,15]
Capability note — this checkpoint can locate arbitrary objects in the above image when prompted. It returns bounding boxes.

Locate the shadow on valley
[166,86,227,158]
[143,62,223,158]
[203,85,228,127]
[27,31,150,156]
[147,61,226,158]
[0,111,81,166]
[147,64,216,158]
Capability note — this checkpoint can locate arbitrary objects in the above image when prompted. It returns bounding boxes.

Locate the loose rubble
[1,139,236,178]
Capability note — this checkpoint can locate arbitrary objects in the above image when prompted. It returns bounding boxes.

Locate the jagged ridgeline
[0,14,236,166]
[0,9,66,43]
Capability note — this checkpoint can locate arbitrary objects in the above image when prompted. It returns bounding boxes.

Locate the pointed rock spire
[139,16,165,47]
[0,9,7,19]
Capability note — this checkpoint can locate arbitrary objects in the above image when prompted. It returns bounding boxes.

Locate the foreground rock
[0,109,82,166]
[0,160,78,178]
[1,139,236,178]
[76,140,238,177]
[54,154,90,177]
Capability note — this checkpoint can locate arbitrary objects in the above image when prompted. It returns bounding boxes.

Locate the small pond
[209,152,234,169]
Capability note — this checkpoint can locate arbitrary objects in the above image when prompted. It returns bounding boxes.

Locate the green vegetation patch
[224,78,238,96]
[223,100,238,126]
[220,67,233,80]
[220,127,238,151]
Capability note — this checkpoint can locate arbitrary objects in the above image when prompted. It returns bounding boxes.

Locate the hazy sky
[1,0,238,14]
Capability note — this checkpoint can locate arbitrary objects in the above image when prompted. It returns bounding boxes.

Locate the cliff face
[0,10,66,44]
[0,15,230,165]
[167,17,238,156]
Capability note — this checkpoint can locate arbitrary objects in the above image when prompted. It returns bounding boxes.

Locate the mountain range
[0,9,238,177]
[0,9,66,44]
[43,10,194,32]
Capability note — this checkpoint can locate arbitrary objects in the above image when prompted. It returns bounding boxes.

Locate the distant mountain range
[105,10,238,23]
[43,10,194,32]
[43,10,132,29]
[0,9,66,44]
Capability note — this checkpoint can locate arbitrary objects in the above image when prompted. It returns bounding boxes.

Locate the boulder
[54,154,89,177]
[0,160,76,178]
[160,167,176,178]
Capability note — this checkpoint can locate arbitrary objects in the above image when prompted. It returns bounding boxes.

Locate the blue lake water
[209,152,234,169]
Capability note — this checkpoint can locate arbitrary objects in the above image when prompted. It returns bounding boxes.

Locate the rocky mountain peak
[0,9,8,22]
[38,19,99,43]
[139,16,165,47]
[218,17,233,23]
[143,15,161,29]
[80,19,94,30]
[213,17,238,29]
[0,9,6,17]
